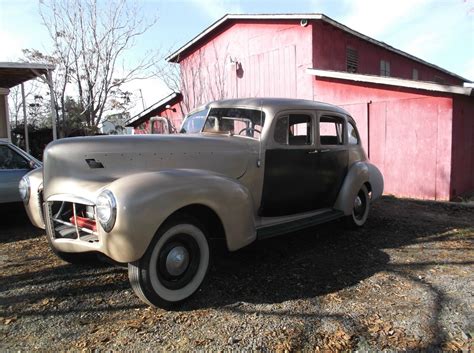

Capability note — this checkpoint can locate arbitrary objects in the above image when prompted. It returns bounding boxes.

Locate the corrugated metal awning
[0,62,55,88]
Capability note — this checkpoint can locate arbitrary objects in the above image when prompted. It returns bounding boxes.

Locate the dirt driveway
[1,197,473,350]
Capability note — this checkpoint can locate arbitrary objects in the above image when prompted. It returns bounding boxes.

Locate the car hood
[43,134,258,200]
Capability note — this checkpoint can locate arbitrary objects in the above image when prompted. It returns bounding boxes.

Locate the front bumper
[43,196,142,263]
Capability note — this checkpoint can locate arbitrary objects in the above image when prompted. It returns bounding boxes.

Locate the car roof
[193,98,350,117]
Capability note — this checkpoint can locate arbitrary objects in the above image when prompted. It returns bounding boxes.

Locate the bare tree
[35,0,157,131]
[8,81,46,128]
[156,42,232,115]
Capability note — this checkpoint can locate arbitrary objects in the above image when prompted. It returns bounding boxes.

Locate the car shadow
[189,197,471,309]
[0,203,44,243]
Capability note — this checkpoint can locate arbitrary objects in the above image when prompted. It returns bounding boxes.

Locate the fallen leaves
[3,316,17,325]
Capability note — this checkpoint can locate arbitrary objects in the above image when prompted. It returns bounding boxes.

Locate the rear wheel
[344,184,370,228]
[128,215,210,309]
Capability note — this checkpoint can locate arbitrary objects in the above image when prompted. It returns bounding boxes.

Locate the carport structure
[0,62,57,152]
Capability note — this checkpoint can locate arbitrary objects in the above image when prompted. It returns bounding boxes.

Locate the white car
[22,98,383,308]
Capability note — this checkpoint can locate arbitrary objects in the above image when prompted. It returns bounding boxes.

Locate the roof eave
[166,13,324,62]
[0,62,56,71]
[307,68,473,96]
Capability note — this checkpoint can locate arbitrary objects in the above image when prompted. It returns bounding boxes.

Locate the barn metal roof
[307,69,474,96]
[166,14,470,83]
[0,62,55,88]
[125,92,182,127]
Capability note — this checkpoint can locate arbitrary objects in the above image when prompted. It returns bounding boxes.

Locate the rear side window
[274,114,312,145]
[319,116,344,145]
[347,122,360,145]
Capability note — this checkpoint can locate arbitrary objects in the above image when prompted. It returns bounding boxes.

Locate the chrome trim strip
[47,194,95,205]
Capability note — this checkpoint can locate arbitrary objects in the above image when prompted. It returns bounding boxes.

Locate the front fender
[105,169,256,263]
[23,167,45,229]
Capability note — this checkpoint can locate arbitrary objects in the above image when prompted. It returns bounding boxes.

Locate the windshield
[179,109,208,133]
[202,107,265,139]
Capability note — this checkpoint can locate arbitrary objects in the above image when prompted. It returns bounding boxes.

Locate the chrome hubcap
[354,196,362,210]
[353,194,366,219]
[165,246,189,276]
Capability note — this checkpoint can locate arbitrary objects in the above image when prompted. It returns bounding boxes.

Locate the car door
[260,111,319,217]
[0,145,31,203]
[312,114,349,208]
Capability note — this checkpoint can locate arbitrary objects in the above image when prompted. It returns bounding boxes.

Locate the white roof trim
[166,14,469,83]
[307,68,473,96]
[0,62,55,70]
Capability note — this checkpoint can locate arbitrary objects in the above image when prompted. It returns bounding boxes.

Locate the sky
[1,0,473,116]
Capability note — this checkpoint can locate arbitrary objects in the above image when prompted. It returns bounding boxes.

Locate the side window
[347,122,360,145]
[319,116,344,145]
[0,146,30,169]
[274,114,312,145]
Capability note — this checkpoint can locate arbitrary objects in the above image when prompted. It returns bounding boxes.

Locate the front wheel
[344,184,370,229]
[128,215,210,308]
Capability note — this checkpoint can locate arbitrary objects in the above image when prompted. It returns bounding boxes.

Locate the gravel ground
[1,197,473,350]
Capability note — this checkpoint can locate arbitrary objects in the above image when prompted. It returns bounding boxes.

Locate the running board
[256,210,344,240]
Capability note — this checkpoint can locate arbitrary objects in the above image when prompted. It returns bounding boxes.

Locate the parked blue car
[0,140,42,204]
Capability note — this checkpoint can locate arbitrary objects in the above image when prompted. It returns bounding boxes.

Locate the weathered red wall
[451,96,474,198]
[178,20,314,112]
[133,101,184,134]
[312,21,464,86]
[313,78,455,200]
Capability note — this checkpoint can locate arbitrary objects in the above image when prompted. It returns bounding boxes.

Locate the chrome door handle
[308,150,319,154]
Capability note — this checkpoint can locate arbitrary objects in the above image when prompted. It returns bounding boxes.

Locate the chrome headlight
[19,176,30,203]
[95,190,117,232]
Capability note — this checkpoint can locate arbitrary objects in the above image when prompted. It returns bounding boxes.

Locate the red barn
[127,14,473,201]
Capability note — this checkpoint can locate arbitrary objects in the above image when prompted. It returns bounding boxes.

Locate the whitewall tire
[344,184,370,228]
[128,215,210,308]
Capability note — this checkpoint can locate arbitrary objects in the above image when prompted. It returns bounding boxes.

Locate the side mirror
[29,160,38,169]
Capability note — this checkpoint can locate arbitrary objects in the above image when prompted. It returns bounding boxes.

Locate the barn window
[346,47,358,73]
[380,60,391,77]
[412,68,419,80]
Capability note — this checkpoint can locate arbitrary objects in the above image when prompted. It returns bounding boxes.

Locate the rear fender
[334,162,369,215]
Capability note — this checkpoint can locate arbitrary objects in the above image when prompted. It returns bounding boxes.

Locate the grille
[45,200,99,243]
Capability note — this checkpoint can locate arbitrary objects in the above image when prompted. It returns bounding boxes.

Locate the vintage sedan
[21,98,383,308]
